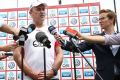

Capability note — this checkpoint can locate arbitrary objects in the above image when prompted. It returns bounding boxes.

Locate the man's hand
[0,54,8,60]
[46,69,54,79]
[37,72,45,80]
[36,70,55,80]
[76,32,83,40]
[0,43,19,52]
[29,71,44,80]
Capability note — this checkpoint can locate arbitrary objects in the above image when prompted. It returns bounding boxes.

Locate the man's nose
[40,11,45,14]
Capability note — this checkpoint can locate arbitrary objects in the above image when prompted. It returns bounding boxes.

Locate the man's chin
[40,19,45,21]
[100,26,104,29]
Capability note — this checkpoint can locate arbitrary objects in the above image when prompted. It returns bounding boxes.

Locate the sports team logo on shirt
[33,40,44,47]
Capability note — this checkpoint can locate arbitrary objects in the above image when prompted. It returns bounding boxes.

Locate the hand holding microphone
[63,27,84,40]
[48,25,79,52]
[63,27,80,52]
[13,24,36,46]
[0,52,14,60]
[63,27,78,39]
[13,24,36,40]
[18,27,28,46]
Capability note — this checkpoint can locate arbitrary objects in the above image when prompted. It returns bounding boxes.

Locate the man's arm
[0,43,18,52]
[53,43,63,70]
[46,42,63,79]
[77,32,120,45]
[104,33,120,45]
[80,35,105,44]
[76,32,105,44]
[0,24,19,36]
[0,44,18,60]
[13,47,42,80]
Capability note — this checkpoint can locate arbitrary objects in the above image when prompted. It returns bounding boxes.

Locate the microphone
[4,52,13,56]
[63,27,78,39]
[18,27,28,46]
[1,52,13,56]
[13,24,36,41]
[18,34,27,46]
[48,25,66,46]
[19,24,36,35]
[27,24,36,33]
[48,26,78,52]
[13,24,36,46]
[35,31,51,48]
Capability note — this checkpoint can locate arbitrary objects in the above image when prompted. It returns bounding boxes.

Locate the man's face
[30,6,46,22]
[99,13,113,29]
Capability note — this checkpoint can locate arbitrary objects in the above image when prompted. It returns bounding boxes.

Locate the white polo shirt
[23,25,58,80]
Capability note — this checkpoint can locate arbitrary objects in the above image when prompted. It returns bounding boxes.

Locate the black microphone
[20,24,36,35]
[48,25,66,46]
[63,27,78,39]
[35,31,51,48]
[4,52,13,56]
[18,34,27,46]
[27,24,36,33]
[48,26,78,52]
[14,24,36,46]
[13,24,36,41]
[1,52,13,56]
[18,27,28,46]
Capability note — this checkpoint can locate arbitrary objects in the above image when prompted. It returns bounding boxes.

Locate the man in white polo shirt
[13,1,63,80]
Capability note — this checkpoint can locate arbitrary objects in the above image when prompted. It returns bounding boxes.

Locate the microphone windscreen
[36,32,47,43]
[48,26,57,35]
[66,27,77,36]
[35,31,51,48]
[27,24,36,33]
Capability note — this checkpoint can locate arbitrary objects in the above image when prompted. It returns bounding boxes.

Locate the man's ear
[29,8,33,14]
[29,11,32,14]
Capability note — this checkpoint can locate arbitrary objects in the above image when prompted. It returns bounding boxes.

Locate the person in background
[62,9,120,80]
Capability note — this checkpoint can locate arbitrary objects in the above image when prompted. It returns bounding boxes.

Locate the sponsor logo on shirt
[33,40,43,47]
